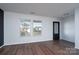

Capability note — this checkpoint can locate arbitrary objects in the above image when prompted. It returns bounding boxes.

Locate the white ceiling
[0,3,79,18]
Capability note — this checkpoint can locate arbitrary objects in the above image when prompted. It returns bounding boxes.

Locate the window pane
[33,20,42,36]
[20,20,31,36]
[54,23,58,34]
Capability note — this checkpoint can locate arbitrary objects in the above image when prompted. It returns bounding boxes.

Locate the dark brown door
[53,22,60,40]
[0,9,4,46]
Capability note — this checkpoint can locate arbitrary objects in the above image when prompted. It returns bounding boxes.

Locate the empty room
[0,3,79,55]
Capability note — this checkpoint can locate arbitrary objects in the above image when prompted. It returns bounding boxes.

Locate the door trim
[53,21,60,40]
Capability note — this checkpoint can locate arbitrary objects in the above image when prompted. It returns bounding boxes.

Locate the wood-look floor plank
[0,40,79,55]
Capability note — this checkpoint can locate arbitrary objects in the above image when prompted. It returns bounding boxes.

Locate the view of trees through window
[20,20,31,36]
[33,20,42,36]
[20,20,42,36]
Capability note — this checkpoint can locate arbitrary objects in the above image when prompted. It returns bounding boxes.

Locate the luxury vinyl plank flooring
[0,40,79,55]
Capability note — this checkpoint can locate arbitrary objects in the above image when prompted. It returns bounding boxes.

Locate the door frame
[53,21,60,40]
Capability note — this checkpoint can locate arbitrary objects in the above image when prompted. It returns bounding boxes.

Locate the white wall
[61,15,75,43]
[75,8,79,49]
[4,11,60,45]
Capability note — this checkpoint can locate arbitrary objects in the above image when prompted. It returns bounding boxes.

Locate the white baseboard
[4,39,53,46]
[0,45,4,48]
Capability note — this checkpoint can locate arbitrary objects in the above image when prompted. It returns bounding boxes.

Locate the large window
[33,20,42,36]
[20,20,31,36]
